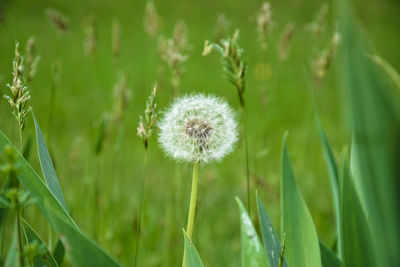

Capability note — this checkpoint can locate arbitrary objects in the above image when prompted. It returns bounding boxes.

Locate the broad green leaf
[336,0,400,264]
[319,241,341,267]
[22,219,59,267]
[48,211,121,267]
[4,226,18,267]
[52,238,65,266]
[236,197,269,267]
[340,162,377,267]
[316,120,341,257]
[0,129,121,267]
[33,115,67,209]
[281,136,322,267]
[256,192,287,267]
[183,231,204,267]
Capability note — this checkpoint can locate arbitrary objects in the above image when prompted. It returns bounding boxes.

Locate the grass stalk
[133,149,148,267]
[182,162,199,267]
[16,206,24,267]
[241,106,251,214]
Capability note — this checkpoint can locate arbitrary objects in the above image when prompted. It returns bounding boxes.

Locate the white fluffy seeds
[158,94,238,163]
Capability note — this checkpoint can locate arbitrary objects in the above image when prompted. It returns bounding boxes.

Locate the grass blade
[370,54,400,91]
[183,230,204,267]
[52,238,65,266]
[256,192,287,267]
[0,129,121,267]
[319,241,341,267]
[33,114,67,209]
[281,135,322,267]
[336,0,400,264]
[236,197,269,267]
[22,219,59,267]
[316,120,341,257]
[340,161,377,267]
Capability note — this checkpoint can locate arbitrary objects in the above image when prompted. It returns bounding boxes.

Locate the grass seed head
[137,84,157,149]
[113,72,131,123]
[144,1,159,38]
[214,14,230,44]
[25,36,40,83]
[112,19,121,58]
[305,3,329,37]
[83,16,97,60]
[46,8,69,34]
[4,43,31,131]
[312,31,340,83]
[278,22,295,61]
[256,2,272,50]
[158,94,238,163]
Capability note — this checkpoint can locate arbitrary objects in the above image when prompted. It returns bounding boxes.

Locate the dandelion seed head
[158,94,238,163]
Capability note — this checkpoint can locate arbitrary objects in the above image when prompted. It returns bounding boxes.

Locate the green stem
[182,162,199,267]
[133,149,148,267]
[242,106,251,214]
[16,207,24,267]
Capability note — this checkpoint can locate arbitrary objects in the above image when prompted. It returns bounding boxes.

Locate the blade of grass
[319,241,341,267]
[236,197,269,267]
[4,226,18,267]
[0,129,122,267]
[256,192,287,267]
[336,0,400,264]
[340,159,377,267]
[22,219,59,267]
[281,135,322,267]
[33,114,67,209]
[183,230,204,267]
[52,238,65,266]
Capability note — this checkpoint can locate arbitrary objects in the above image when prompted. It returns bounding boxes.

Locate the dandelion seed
[158,94,237,163]
[256,2,272,50]
[144,1,159,38]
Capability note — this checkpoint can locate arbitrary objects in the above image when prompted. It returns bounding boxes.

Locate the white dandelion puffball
[158,94,238,163]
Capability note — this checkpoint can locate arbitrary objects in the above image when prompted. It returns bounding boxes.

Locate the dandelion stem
[133,149,148,267]
[242,106,251,214]
[182,162,199,267]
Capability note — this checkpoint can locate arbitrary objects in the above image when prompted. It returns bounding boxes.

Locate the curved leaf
[256,192,287,267]
[236,197,269,267]
[320,241,341,267]
[281,136,322,267]
[33,114,67,209]
[183,231,204,267]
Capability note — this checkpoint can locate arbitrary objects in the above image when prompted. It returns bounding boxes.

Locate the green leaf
[340,161,377,267]
[52,238,65,266]
[319,241,341,267]
[236,197,269,267]
[281,136,322,267]
[0,129,121,267]
[183,231,204,267]
[256,192,287,267]
[336,0,400,264]
[316,120,341,257]
[22,219,59,267]
[33,114,67,209]
[48,211,121,267]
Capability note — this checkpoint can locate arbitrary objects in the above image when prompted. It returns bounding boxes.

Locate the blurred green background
[0,0,399,266]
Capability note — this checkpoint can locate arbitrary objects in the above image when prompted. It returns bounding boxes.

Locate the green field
[0,0,399,266]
